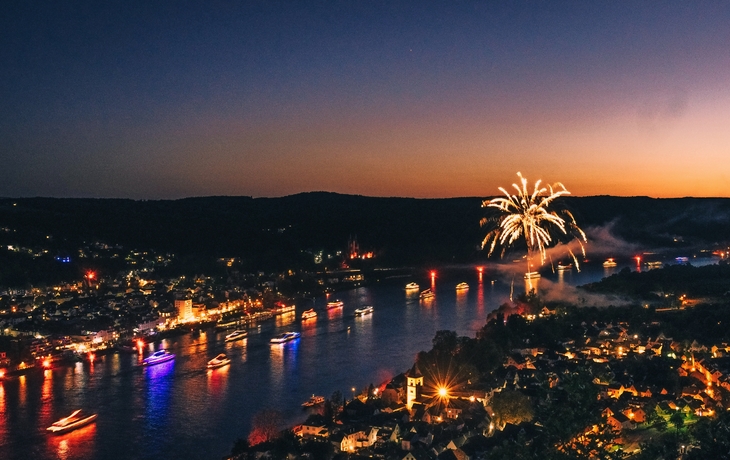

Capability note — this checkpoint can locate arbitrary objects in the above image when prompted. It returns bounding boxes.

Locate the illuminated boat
[142,350,175,366]
[405,282,419,290]
[354,305,373,316]
[557,262,573,271]
[455,282,469,291]
[302,394,325,408]
[419,289,434,299]
[207,353,231,369]
[225,330,248,342]
[301,309,317,320]
[524,272,541,280]
[326,300,344,309]
[46,410,97,434]
[270,331,301,344]
[645,261,663,269]
[603,258,617,267]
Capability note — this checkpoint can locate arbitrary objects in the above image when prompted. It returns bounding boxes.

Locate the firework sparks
[481,172,587,274]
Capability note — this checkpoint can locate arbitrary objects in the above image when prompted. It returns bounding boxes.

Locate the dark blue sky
[2,1,729,198]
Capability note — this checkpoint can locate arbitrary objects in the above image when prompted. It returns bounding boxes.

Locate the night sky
[2,1,729,199]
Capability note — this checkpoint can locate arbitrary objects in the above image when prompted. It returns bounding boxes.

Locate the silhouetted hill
[0,194,728,277]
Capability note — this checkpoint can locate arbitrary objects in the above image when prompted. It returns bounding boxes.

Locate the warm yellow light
[438,387,448,397]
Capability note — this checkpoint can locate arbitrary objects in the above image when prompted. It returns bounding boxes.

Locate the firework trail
[481,172,587,276]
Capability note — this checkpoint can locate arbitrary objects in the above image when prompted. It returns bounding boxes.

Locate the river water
[0,259,715,459]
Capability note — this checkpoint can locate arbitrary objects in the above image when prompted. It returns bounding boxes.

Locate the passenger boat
[301,309,317,320]
[207,353,231,369]
[354,305,374,316]
[270,331,301,344]
[524,271,541,280]
[225,330,248,342]
[405,282,419,290]
[301,394,325,408]
[419,289,434,299]
[603,258,618,267]
[645,261,663,269]
[46,410,97,434]
[326,300,344,309]
[455,282,469,291]
[557,262,573,271]
[142,350,175,366]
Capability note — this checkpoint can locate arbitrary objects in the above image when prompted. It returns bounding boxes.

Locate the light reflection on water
[1,260,720,460]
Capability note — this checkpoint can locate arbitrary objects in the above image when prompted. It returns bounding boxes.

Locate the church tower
[405,363,423,409]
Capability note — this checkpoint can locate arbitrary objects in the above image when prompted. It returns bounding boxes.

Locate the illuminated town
[3,2,730,460]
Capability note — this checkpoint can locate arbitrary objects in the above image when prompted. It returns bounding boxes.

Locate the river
[0,258,715,459]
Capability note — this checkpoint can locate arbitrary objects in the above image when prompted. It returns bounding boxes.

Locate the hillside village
[233,300,730,460]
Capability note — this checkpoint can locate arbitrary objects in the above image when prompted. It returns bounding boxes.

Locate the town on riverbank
[229,262,730,460]
[0,237,394,378]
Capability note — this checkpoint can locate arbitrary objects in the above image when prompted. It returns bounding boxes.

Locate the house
[438,448,470,460]
[622,406,646,424]
[402,447,437,460]
[299,423,329,438]
[607,413,635,432]
[402,431,420,451]
[331,429,367,453]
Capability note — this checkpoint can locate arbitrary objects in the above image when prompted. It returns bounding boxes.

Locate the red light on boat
[88,353,95,363]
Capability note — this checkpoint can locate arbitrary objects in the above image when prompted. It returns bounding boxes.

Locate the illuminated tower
[175,298,193,321]
[348,235,359,259]
[406,363,423,409]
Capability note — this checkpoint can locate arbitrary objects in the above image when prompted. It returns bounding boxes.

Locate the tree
[669,411,684,433]
[247,409,283,446]
[491,390,534,427]
[231,438,249,456]
[432,330,459,356]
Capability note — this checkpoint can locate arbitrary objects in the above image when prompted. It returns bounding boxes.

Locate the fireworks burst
[481,172,587,273]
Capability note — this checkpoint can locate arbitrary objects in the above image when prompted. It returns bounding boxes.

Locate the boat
[142,350,175,366]
[419,289,434,299]
[354,305,374,316]
[207,353,231,369]
[603,258,618,267]
[405,282,419,290]
[115,342,136,353]
[301,309,317,320]
[645,261,663,269]
[556,262,573,271]
[225,330,248,342]
[46,410,97,434]
[301,394,325,408]
[326,300,344,309]
[524,271,541,280]
[270,331,301,344]
[455,282,469,291]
